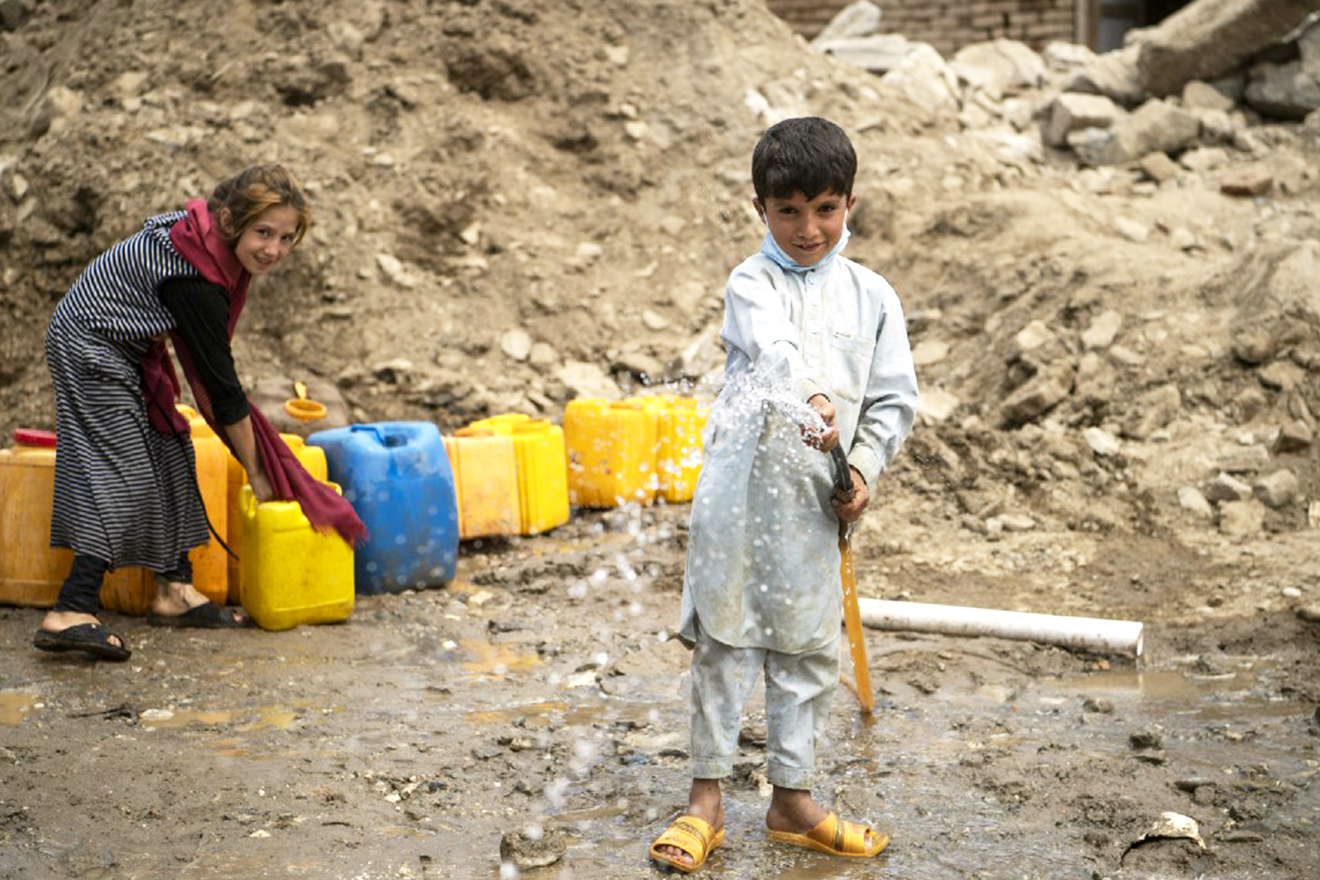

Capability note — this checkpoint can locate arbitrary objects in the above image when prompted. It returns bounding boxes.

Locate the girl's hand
[832,466,869,523]
[804,393,839,451]
[249,470,275,504]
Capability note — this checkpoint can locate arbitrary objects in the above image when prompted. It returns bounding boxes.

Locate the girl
[34,164,365,661]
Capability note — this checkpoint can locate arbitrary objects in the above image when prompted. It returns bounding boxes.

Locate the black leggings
[53,553,194,614]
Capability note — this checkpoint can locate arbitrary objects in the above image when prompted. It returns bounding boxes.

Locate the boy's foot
[649,815,724,873]
[651,780,724,871]
[766,789,886,857]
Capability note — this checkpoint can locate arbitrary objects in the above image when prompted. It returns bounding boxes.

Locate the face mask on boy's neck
[759,213,851,274]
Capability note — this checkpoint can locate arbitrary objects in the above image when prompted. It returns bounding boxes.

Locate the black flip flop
[147,601,247,629]
[33,623,132,662]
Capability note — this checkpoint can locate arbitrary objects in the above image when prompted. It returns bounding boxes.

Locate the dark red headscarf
[140,199,366,545]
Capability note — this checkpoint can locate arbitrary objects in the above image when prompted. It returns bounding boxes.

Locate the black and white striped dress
[45,211,210,571]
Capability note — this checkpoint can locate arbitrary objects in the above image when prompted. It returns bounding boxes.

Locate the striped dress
[45,211,210,571]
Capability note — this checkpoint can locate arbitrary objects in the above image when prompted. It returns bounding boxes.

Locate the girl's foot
[40,610,125,649]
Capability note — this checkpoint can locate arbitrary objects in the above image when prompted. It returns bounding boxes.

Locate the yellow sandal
[648,815,725,873]
[767,812,888,858]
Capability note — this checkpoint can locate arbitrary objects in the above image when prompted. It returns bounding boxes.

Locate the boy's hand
[833,466,869,523]
[804,393,839,451]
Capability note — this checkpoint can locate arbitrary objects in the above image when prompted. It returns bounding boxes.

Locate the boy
[650,118,918,871]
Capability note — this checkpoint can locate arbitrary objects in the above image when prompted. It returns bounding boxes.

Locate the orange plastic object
[443,433,521,538]
[563,398,659,508]
[0,443,74,607]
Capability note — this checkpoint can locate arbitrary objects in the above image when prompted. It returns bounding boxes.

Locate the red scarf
[140,199,366,545]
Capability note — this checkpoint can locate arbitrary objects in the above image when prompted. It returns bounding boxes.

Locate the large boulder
[950,39,1046,95]
[1244,21,1320,118]
[810,0,883,43]
[1043,92,1121,146]
[1090,99,1201,164]
[1066,44,1145,106]
[1137,0,1320,97]
[814,33,912,74]
[879,42,960,111]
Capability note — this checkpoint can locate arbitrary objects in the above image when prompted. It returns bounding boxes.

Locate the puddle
[458,637,542,678]
[464,697,659,729]
[1047,659,1302,720]
[0,691,40,726]
[139,704,332,731]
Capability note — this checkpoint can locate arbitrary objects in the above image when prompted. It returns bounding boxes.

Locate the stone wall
[766,0,1081,57]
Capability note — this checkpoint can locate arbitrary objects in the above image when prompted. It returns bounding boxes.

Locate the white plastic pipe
[857,598,1144,658]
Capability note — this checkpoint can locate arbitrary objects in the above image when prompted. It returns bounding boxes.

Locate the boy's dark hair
[751,117,857,203]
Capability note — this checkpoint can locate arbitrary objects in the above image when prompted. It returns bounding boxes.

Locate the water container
[238,484,354,630]
[564,398,658,507]
[221,432,330,603]
[464,416,570,535]
[633,395,708,503]
[0,432,73,607]
[445,431,521,538]
[308,422,459,593]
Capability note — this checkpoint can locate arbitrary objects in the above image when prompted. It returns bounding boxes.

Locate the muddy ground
[3,0,1320,877]
[3,498,1318,880]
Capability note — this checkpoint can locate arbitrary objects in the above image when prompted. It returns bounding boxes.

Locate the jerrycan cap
[13,428,56,448]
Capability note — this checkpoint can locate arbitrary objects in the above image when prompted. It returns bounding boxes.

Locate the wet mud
[2,504,1317,880]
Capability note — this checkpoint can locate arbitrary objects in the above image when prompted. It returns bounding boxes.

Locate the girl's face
[756,189,856,266]
[232,205,301,276]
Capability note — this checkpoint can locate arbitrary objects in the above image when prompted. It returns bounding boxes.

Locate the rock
[1216,444,1271,474]
[1254,469,1300,508]
[1083,426,1121,456]
[500,826,568,869]
[1169,227,1199,250]
[1093,99,1200,165]
[1191,106,1236,143]
[1218,499,1266,537]
[528,342,559,368]
[1178,486,1215,518]
[1220,164,1274,197]
[1066,126,1117,166]
[1066,44,1144,106]
[1274,420,1314,453]
[640,309,670,331]
[375,253,418,288]
[950,39,1046,96]
[1000,368,1072,427]
[555,361,621,399]
[1124,384,1181,439]
[1139,151,1181,183]
[1043,40,1096,73]
[994,513,1037,532]
[814,34,911,74]
[29,85,84,138]
[1012,319,1055,356]
[1179,146,1229,172]
[613,348,665,383]
[880,42,960,111]
[1113,216,1149,243]
[500,328,533,362]
[1134,812,1205,850]
[1232,326,1276,365]
[1129,729,1163,750]
[1083,311,1124,351]
[1244,59,1320,120]
[1137,0,1319,97]
[1043,92,1121,147]
[918,387,960,423]
[1182,79,1235,111]
[911,339,950,366]
[1204,472,1253,503]
[811,0,883,44]
[1083,696,1114,713]
[1,0,29,31]
[1259,360,1306,391]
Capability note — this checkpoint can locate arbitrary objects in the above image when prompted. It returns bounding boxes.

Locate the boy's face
[755,190,856,267]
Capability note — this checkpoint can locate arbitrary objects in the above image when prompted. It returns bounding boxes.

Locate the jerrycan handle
[350,424,409,448]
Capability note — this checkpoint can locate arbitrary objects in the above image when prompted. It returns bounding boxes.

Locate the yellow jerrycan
[444,430,521,538]
[564,398,658,507]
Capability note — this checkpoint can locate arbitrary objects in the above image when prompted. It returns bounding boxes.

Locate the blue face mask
[759,217,850,274]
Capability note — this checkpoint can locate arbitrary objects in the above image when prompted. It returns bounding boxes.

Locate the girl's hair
[751,117,857,203]
[207,164,311,247]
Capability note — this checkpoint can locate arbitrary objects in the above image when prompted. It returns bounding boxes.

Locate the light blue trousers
[689,624,840,790]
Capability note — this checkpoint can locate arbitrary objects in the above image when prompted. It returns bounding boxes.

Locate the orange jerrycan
[564,398,659,507]
[0,430,73,607]
[444,431,521,538]
[634,395,707,503]
[466,415,570,535]
[238,484,354,630]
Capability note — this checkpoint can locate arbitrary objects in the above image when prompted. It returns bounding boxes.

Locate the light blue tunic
[679,252,919,653]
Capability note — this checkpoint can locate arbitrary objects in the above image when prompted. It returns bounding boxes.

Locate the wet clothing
[679,251,919,655]
[689,622,839,789]
[45,212,213,574]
